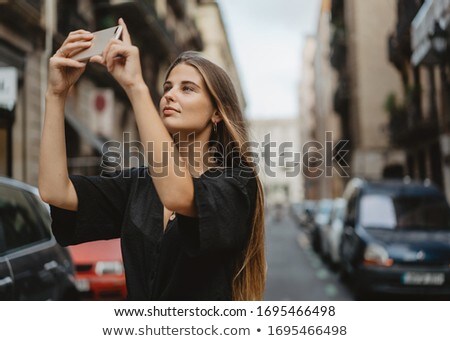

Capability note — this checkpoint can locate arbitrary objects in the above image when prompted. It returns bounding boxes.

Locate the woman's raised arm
[39,30,94,210]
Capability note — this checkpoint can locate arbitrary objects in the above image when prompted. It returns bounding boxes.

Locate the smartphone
[71,25,123,62]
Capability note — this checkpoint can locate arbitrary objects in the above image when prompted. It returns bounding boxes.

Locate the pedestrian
[39,19,266,300]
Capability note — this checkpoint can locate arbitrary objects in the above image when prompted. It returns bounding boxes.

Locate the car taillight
[95,261,124,275]
[363,243,393,267]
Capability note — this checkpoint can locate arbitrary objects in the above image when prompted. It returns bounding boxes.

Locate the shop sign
[0,67,18,111]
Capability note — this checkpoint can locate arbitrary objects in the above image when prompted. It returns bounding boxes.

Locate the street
[264,208,353,301]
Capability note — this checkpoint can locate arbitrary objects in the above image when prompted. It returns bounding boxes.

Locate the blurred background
[1,0,450,301]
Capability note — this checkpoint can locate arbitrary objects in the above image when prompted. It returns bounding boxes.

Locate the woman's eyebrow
[180,80,200,89]
[164,80,200,88]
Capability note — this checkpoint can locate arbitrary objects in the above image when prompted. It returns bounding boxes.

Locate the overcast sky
[217,0,322,120]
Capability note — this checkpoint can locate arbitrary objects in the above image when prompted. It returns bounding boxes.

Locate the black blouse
[50,166,257,300]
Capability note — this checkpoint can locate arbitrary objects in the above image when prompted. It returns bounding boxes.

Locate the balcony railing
[0,0,43,30]
[93,0,179,58]
[330,0,344,25]
[333,76,349,115]
[330,25,346,70]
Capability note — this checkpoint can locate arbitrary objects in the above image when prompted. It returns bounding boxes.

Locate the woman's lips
[163,108,178,116]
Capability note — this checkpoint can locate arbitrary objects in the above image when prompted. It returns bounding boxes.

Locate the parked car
[68,238,127,300]
[312,199,333,253]
[299,200,317,230]
[290,202,304,226]
[0,177,78,300]
[320,198,347,265]
[339,178,450,298]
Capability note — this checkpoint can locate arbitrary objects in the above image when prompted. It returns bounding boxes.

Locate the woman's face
[159,63,216,137]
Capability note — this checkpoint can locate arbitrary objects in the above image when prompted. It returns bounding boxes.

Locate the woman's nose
[163,89,175,102]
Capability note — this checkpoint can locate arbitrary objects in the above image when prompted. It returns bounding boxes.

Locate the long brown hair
[165,51,266,300]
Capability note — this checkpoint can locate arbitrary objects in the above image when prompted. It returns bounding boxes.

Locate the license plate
[403,272,445,286]
[75,279,90,292]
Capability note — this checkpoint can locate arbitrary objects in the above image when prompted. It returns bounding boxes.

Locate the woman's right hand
[47,30,94,97]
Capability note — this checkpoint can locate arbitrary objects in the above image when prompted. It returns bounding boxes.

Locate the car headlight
[363,243,393,267]
[95,261,124,275]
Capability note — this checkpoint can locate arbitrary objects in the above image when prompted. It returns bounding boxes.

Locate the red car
[68,239,127,300]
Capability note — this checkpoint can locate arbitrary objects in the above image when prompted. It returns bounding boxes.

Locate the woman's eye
[183,86,194,92]
[163,87,170,93]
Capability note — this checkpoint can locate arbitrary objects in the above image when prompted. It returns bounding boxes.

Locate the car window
[360,194,396,229]
[393,196,450,230]
[26,192,52,232]
[0,184,51,253]
[359,193,450,231]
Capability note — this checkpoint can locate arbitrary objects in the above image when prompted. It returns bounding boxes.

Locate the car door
[0,257,13,299]
[0,183,58,300]
[341,190,360,273]
[25,191,75,299]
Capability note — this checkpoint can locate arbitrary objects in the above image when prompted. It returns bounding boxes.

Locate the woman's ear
[213,111,223,123]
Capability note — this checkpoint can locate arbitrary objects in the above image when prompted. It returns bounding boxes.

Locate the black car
[0,177,78,300]
[340,178,450,298]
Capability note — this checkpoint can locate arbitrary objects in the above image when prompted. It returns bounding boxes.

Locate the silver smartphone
[71,25,123,62]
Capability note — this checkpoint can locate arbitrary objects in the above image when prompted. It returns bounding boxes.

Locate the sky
[217,0,322,120]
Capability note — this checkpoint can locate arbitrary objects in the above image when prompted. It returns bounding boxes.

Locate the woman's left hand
[91,18,145,92]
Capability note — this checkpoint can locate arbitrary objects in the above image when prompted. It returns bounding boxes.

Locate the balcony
[391,117,439,147]
[388,34,404,70]
[333,76,349,115]
[385,87,435,147]
[330,0,344,25]
[389,0,424,70]
[0,0,44,37]
[396,0,424,54]
[93,0,179,58]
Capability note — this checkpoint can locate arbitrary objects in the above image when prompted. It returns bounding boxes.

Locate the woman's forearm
[126,84,195,215]
[38,92,78,210]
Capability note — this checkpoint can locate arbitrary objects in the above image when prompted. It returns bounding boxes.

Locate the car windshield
[359,194,450,231]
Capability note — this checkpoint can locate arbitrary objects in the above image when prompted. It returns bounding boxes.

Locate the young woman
[39,19,266,300]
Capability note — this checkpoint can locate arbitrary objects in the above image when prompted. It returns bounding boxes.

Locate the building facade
[313,0,345,200]
[330,0,406,181]
[389,0,450,198]
[299,36,319,199]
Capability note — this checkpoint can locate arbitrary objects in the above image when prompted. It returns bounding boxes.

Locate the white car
[322,198,347,265]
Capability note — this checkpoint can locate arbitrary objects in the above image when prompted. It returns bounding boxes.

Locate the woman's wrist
[125,81,150,100]
[46,87,68,100]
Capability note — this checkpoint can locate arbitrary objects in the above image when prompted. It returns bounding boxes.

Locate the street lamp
[431,21,448,61]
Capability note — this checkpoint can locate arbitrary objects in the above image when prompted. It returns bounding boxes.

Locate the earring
[213,121,217,133]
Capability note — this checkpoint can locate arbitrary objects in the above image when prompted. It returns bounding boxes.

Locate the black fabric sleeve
[50,169,134,246]
[177,168,257,257]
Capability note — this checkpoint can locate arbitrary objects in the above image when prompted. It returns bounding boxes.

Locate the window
[360,194,396,229]
[0,184,50,253]
[359,193,450,231]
